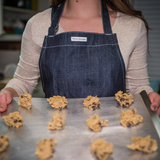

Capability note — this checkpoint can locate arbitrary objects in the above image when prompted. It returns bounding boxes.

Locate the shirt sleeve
[125,19,153,94]
[5,16,41,96]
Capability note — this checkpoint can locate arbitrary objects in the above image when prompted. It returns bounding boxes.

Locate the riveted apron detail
[39,0,126,98]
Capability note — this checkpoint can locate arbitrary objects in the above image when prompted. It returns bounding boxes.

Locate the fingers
[156,107,160,116]
[0,95,7,112]
[150,102,159,112]
[0,90,12,112]
[148,92,160,116]
[0,104,7,112]
[150,98,159,112]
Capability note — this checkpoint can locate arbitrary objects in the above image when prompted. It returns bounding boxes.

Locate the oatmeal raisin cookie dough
[115,90,134,107]
[35,138,57,159]
[91,138,113,160]
[18,92,32,110]
[83,95,100,110]
[86,114,108,132]
[0,133,9,152]
[2,112,24,128]
[120,109,143,127]
[47,113,65,130]
[127,135,158,153]
[47,95,68,110]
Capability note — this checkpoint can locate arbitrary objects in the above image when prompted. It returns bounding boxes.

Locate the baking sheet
[0,94,160,160]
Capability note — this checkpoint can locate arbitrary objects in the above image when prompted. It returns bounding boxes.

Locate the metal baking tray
[0,91,160,160]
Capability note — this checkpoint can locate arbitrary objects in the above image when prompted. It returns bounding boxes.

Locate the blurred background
[0,0,160,97]
[0,0,49,97]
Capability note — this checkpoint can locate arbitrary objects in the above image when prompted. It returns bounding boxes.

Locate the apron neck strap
[49,0,66,35]
[49,0,112,35]
[101,0,112,34]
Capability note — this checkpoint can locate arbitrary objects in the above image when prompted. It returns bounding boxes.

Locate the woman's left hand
[148,92,160,116]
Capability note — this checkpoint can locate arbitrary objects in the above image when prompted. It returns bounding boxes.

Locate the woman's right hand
[0,88,18,112]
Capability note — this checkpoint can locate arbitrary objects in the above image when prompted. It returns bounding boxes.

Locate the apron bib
[39,0,126,98]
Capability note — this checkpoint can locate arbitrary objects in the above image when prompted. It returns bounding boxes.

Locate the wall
[38,0,50,12]
[0,0,50,74]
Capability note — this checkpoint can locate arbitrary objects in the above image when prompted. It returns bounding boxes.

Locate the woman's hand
[148,92,160,116]
[0,88,18,112]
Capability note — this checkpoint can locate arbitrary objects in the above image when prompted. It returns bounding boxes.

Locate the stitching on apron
[48,33,113,37]
[42,44,118,48]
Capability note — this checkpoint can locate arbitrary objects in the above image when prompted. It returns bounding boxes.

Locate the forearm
[125,19,153,94]
[1,87,19,97]
[3,17,41,96]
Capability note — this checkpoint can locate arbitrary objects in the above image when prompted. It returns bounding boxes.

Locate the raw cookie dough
[90,138,113,160]
[18,92,32,110]
[47,95,68,110]
[115,90,134,107]
[35,138,57,159]
[86,114,108,131]
[83,95,100,110]
[120,109,143,127]
[2,112,24,128]
[127,135,158,153]
[0,133,9,152]
[47,113,65,130]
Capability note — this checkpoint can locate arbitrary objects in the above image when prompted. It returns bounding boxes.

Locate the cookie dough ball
[47,95,68,110]
[102,120,109,127]
[127,135,158,153]
[18,92,32,110]
[0,133,9,152]
[83,95,100,110]
[47,113,65,130]
[86,114,108,132]
[115,90,134,108]
[2,112,24,128]
[91,138,113,160]
[35,138,57,159]
[120,109,143,127]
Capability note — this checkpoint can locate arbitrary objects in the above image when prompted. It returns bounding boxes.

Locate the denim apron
[39,0,125,98]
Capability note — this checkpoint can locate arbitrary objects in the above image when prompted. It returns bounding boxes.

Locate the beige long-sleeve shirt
[5,8,153,96]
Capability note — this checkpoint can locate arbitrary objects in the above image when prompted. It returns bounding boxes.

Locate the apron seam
[42,44,118,49]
